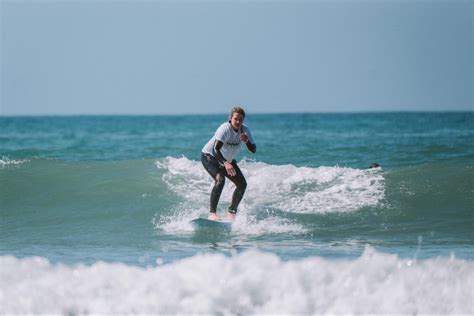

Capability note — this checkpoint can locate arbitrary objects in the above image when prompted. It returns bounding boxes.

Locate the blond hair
[229,106,246,119]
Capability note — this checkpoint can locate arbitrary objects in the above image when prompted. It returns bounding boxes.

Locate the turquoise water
[1,112,473,313]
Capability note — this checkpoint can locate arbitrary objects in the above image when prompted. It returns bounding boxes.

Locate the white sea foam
[154,157,384,234]
[1,247,472,314]
[240,159,385,214]
[0,157,29,167]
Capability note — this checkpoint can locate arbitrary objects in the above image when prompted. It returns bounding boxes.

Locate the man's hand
[224,161,236,177]
[240,132,249,143]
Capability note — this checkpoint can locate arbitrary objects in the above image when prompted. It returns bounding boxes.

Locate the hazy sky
[1,0,472,115]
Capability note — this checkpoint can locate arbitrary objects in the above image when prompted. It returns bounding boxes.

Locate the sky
[1,0,472,115]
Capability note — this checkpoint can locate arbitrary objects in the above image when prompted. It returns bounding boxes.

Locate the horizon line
[1,109,473,117]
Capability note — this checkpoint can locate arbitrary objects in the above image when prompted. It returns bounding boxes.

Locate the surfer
[201,106,257,221]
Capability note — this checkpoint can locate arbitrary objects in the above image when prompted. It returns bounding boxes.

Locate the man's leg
[226,160,247,216]
[201,153,226,218]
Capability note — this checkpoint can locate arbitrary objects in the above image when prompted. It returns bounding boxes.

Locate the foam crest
[0,157,29,167]
[1,248,472,314]
[154,206,205,234]
[155,157,218,234]
[154,157,383,235]
[154,157,307,235]
[156,157,384,214]
[156,156,210,201]
[243,161,385,213]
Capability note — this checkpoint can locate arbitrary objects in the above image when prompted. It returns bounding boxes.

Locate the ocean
[1,112,473,314]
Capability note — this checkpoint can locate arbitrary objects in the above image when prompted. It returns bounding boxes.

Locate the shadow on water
[190,228,246,254]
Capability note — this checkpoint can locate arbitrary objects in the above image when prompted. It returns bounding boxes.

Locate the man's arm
[214,140,237,176]
[240,133,256,153]
[213,140,227,165]
[245,141,256,153]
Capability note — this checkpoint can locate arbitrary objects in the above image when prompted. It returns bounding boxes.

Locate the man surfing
[201,106,257,221]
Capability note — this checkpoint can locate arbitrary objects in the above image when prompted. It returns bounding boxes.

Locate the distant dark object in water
[369,163,380,169]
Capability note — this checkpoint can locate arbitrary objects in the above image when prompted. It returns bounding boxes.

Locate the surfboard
[191,218,233,230]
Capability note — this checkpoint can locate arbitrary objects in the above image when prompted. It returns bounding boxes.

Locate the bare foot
[208,213,220,221]
[227,212,236,221]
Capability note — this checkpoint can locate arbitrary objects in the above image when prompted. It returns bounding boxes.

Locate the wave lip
[1,247,472,314]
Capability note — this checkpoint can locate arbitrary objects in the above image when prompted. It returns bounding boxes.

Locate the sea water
[1,112,473,314]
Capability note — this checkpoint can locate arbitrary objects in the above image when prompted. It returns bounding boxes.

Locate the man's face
[230,112,244,130]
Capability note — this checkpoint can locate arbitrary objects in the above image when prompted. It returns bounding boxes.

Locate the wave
[2,157,471,243]
[156,156,386,215]
[1,247,472,314]
[154,157,385,235]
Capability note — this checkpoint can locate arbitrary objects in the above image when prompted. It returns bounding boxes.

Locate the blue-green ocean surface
[1,112,473,314]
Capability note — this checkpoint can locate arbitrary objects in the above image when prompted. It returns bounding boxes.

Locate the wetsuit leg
[201,153,226,213]
[226,160,247,213]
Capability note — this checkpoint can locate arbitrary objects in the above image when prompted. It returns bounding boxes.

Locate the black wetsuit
[201,125,256,214]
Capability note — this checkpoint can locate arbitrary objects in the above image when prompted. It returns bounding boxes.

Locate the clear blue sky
[1,0,472,115]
